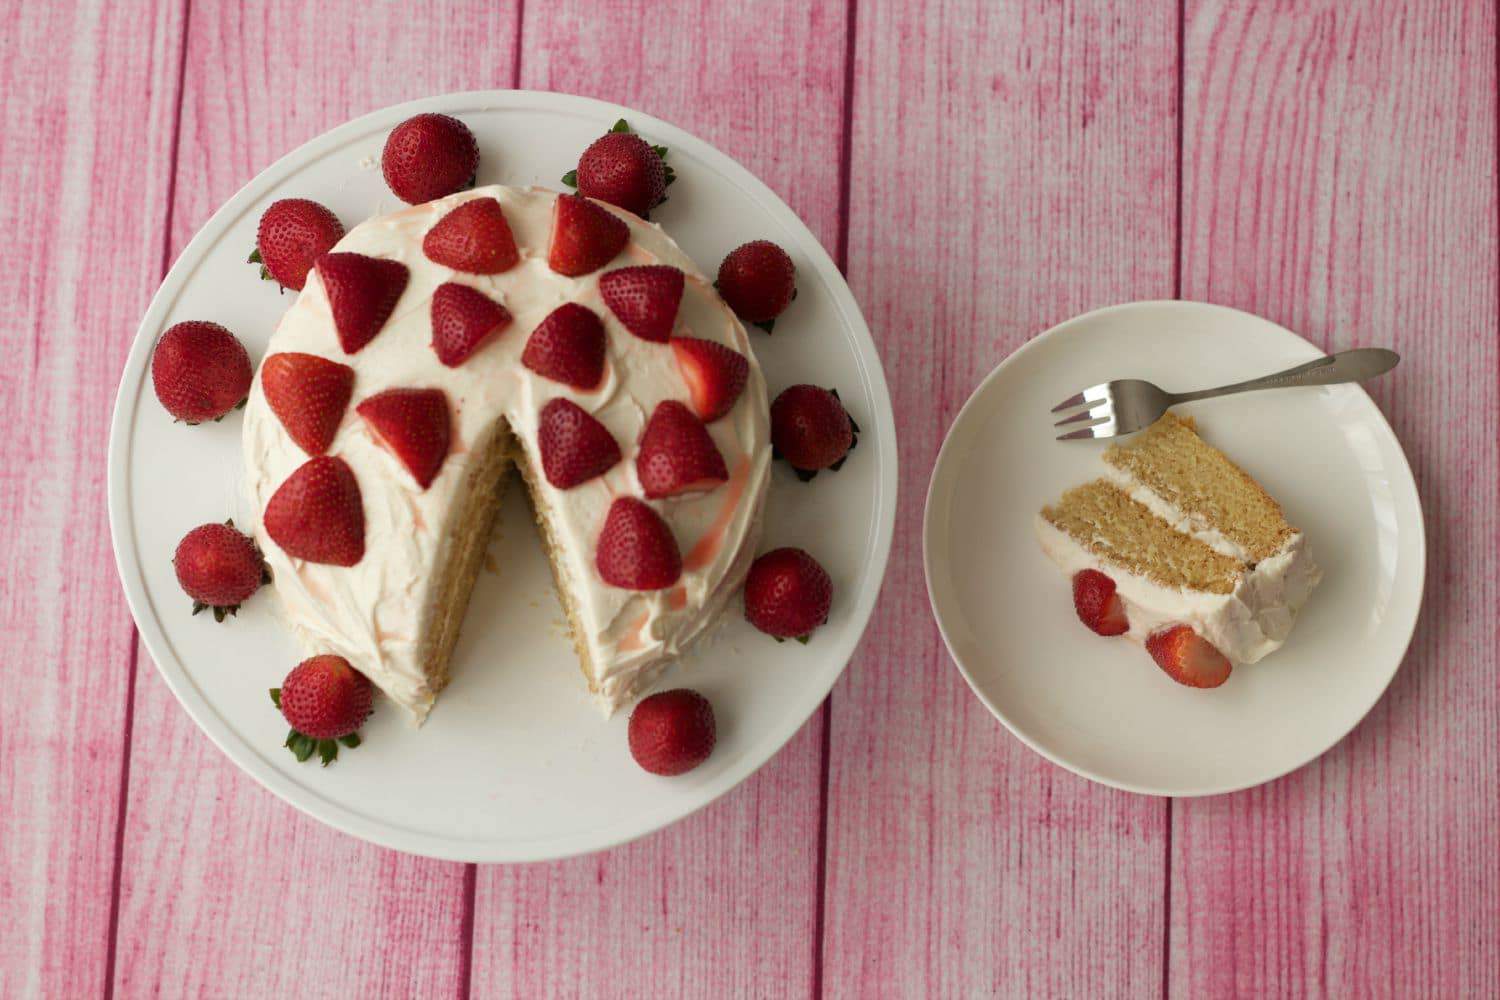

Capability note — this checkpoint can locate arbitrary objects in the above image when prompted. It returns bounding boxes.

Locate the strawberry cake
[242,185,772,721]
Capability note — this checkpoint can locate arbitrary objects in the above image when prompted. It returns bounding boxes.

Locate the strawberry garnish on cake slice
[1145,626,1232,688]
[636,400,728,499]
[381,113,480,205]
[422,197,519,274]
[271,655,373,765]
[315,253,409,354]
[521,303,607,390]
[252,198,344,291]
[716,240,796,332]
[260,352,354,456]
[264,455,366,566]
[537,398,621,489]
[172,520,269,621]
[356,388,452,489]
[1072,569,1129,637]
[596,497,682,590]
[599,265,684,343]
[430,282,512,367]
[547,193,629,277]
[628,689,716,776]
[151,321,253,424]
[743,547,832,641]
[670,337,748,421]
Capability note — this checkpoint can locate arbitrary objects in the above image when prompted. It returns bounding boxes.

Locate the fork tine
[1049,383,1109,413]
[1054,403,1112,428]
[1057,420,1117,441]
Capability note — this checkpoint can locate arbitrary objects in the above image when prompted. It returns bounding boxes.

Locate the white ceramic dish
[924,301,1423,796]
[108,91,896,861]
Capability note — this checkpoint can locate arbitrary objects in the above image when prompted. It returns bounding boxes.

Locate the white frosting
[1034,476,1322,664]
[243,186,771,720]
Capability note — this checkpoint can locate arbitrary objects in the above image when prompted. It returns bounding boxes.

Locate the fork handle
[1170,348,1400,404]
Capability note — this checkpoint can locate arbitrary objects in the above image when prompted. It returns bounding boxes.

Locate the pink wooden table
[3,0,1496,996]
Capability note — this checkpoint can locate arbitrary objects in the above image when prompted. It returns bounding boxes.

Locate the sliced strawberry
[521,303,607,390]
[670,337,749,421]
[355,388,451,489]
[599,265,683,343]
[743,547,833,639]
[636,400,728,499]
[381,113,479,204]
[547,193,629,277]
[422,197,519,274]
[716,240,796,330]
[536,398,621,489]
[263,455,365,566]
[150,321,253,423]
[430,282,512,367]
[253,199,344,291]
[260,352,354,455]
[314,253,409,354]
[1145,626,1233,689]
[1072,569,1129,637]
[596,497,681,590]
[628,689,716,776]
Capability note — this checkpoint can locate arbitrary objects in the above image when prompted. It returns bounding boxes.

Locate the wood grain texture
[0,0,187,996]
[109,2,521,996]
[820,1,1179,996]
[466,2,849,996]
[1171,2,1500,997]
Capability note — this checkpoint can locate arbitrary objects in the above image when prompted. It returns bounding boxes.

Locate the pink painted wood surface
[1171,2,1500,997]
[820,1,1179,996]
[107,2,520,996]
[466,3,849,996]
[0,1,187,996]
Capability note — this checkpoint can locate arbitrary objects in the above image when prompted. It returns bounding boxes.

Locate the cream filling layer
[243,186,771,720]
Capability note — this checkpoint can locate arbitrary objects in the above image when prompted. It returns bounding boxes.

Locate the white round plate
[924,301,1423,796]
[108,91,896,860]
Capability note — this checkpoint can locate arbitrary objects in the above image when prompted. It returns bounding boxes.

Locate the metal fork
[1051,348,1400,440]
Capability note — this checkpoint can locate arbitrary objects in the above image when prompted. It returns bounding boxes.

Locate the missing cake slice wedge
[1035,413,1322,686]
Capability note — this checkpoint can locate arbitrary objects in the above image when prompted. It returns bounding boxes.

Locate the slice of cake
[1035,413,1321,686]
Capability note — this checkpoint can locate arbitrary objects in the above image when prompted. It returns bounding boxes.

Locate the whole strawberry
[271,654,373,764]
[743,547,832,641]
[564,119,674,218]
[628,689,716,776]
[770,385,858,480]
[172,520,269,621]
[251,198,344,290]
[716,240,796,331]
[151,321,253,423]
[381,113,479,204]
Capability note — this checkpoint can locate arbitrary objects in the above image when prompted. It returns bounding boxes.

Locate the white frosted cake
[243,185,771,720]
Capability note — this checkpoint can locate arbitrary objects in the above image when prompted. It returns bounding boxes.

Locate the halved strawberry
[253,199,344,291]
[422,197,519,274]
[521,303,607,390]
[355,388,451,489]
[314,253,409,354]
[636,400,728,499]
[263,456,365,566]
[670,337,748,421]
[430,282,512,367]
[260,352,354,455]
[596,497,681,590]
[1145,626,1232,689]
[1072,570,1129,636]
[547,194,629,277]
[381,113,479,204]
[599,265,683,343]
[537,398,621,489]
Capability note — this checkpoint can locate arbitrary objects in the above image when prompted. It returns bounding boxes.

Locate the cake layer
[244,186,772,720]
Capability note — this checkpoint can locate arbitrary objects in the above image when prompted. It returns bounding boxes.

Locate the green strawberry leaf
[270,688,281,709]
[317,739,338,766]
[339,732,362,749]
[611,118,631,133]
[561,169,578,188]
[796,634,811,645]
[247,248,262,264]
[755,319,775,334]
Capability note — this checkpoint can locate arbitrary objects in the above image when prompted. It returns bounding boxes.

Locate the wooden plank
[1171,2,1500,997]
[0,0,187,996]
[820,1,1179,996]
[467,2,849,996]
[108,2,521,995]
